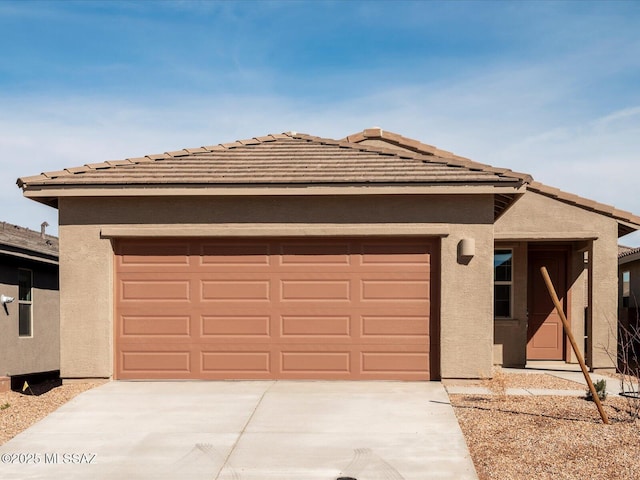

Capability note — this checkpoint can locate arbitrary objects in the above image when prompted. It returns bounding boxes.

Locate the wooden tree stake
[540,266,610,425]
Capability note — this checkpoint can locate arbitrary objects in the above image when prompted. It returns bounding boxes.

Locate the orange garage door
[114,238,437,380]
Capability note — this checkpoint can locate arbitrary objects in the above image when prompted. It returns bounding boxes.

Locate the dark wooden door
[527,250,567,360]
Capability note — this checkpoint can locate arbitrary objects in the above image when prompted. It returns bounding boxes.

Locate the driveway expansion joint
[214,380,276,480]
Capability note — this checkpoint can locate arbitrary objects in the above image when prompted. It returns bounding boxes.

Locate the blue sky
[1,0,640,244]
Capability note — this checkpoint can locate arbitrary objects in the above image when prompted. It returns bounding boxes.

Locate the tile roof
[619,245,633,255]
[0,221,58,261]
[17,127,640,236]
[17,132,527,189]
[619,245,640,260]
[345,128,640,237]
[345,128,534,182]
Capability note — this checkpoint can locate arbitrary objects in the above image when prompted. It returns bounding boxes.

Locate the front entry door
[527,249,568,360]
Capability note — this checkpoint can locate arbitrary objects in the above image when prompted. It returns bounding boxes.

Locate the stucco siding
[440,226,494,378]
[496,191,611,239]
[58,194,495,379]
[58,219,113,378]
[589,228,619,368]
[0,258,59,376]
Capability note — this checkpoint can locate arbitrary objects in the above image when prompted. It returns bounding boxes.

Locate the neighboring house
[16,129,640,381]
[0,222,59,390]
[619,245,640,310]
[618,245,640,367]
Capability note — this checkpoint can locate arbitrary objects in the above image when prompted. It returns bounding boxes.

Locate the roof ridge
[291,131,530,183]
[343,128,533,183]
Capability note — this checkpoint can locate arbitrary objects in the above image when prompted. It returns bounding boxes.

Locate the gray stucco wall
[0,255,59,376]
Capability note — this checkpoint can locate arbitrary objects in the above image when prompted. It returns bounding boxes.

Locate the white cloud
[2,67,639,245]
[595,106,640,128]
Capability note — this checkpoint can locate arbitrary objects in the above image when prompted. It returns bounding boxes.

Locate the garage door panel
[279,242,351,266]
[361,242,431,268]
[361,315,430,337]
[116,241,191,266]
[120,279,191,301]
[200,243,271,267]
[280,315,351,337]
[280,351,351,374]
[361,279,429,301]
[201,315,271,337]
[201,351,271,375]
[280,279,351,301]
[361,351,429,374]
[115,238,436,380]
[201,280,271,301]
[120,350,192,374]
[121,315,191,337]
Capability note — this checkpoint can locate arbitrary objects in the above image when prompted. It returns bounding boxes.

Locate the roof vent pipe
[41,221,49,238]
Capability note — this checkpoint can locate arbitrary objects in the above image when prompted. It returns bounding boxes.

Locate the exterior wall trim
[101,224,452,238]
[23,184,525,199]
[495,233,598,241]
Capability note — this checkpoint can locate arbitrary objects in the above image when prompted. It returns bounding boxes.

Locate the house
[619,245,640,310]
[618,245,640,368]
[16,129,640,381]
[0,222,59,391]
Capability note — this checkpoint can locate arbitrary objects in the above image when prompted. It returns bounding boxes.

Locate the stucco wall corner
[439,225,494,379]
[587,220,619,370]
[59,209,113,379]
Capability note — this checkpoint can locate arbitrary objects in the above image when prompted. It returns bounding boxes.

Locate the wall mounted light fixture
[1,294,13,316]
[457,238,475,265]
[0,295,14,305]
[459,238,475,257]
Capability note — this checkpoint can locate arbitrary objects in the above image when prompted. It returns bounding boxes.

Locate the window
[622,271,630,308]
[494,250,513,318]
[18,269,32,337]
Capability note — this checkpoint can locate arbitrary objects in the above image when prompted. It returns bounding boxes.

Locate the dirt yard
[450,372,640,480]
[0,380,98,445]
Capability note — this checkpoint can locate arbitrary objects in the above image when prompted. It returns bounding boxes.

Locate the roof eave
[619,250,640,265]
[0,246,59,265]
[21,182,526,204]
[527,184,640,237]
[619,222,640,238]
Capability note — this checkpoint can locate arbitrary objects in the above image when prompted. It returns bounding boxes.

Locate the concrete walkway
[0,381,477,480]
[445,366,621,397]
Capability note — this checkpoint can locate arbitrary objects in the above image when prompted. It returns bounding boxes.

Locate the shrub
[586,379,607,402]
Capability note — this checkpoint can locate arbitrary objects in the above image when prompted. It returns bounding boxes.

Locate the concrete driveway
[0,381,477,480]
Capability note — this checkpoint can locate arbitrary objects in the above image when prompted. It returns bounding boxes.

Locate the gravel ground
[450,373,640,480]
[445,371,585,391]
[0,381,98,445]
